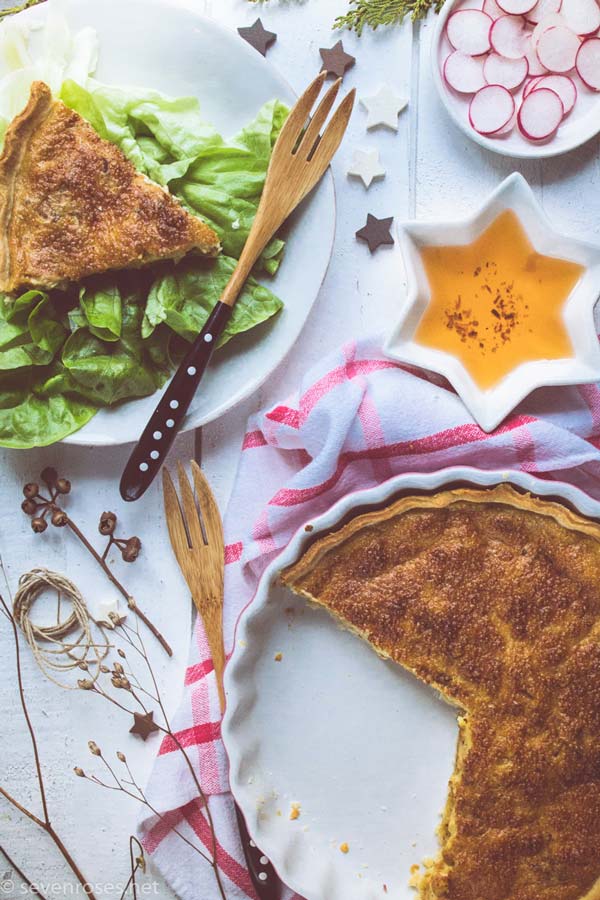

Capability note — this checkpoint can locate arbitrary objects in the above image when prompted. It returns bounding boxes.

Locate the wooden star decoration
[360,85,408,131]
[320,41,356,79]
[129,711,160,741]
[356,214,395,253]
[347,148,385,189]
[238,19,277,57]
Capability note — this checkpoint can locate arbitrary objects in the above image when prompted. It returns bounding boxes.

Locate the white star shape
[360,84,408,131]
[384,173,600,432]
[347,148,385,189]
[96,598,126,628]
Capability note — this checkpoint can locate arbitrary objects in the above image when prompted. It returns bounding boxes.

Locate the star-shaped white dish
[347,148,386,188]
[384,173,600,432]
[360,84,407,131]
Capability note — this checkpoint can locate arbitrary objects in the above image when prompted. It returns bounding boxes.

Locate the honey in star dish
[413,210,583,389]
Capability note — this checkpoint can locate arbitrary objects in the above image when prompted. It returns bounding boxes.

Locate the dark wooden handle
[234,803,285,900]
[119,302,232,502]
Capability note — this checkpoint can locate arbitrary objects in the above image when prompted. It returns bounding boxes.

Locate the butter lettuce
[0,84,287,448]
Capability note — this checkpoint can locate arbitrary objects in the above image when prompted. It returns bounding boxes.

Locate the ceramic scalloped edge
[11,0,336,447]
[432,0,600,157]
[383,173,600,431]
[222,467,600,900]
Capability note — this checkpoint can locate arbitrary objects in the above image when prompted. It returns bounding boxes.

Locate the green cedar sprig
[334,0,444,33]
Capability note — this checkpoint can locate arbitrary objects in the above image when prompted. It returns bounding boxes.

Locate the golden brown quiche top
[0,81,220,293]
[282,484,600,900]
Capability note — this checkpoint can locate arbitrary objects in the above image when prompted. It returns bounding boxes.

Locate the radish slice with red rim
[576,36,600,87]
[444,51,488,92]
[469,84,516,132]
[484,0,507,18]
[498,0,538,15]
[518,86,564,137]
[560,0,600,34]
[490,15,530,57]
[524,34,549,71]
[532,13,567,46]
[447,9,493,54]
[484,51,530,86]
[527,0,562,24]
[523,73,547,93]
[531,72,577,111]
[536,24,580,71]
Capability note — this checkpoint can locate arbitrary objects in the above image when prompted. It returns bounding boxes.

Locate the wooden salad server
[121,72,355,501]
[162,461,285,900]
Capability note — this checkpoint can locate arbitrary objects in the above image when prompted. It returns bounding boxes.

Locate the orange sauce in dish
[413,210,583,389]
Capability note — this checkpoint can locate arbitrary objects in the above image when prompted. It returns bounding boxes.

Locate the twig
[0,592,96,900]
[0,843,48,899]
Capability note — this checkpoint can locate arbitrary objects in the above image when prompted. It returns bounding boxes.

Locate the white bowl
[432,0,600,158]
[384,172,600,432]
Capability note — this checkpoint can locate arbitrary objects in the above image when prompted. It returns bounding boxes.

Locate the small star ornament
[347,148,385,189]
[238,19,277,57]
[361,85,408,131]
[356,214,395,253]
[320,41,356,79]
[130,711,160,741]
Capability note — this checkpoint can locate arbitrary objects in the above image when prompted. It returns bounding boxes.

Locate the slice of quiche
[0,81,220,294]
[282,484,600,900]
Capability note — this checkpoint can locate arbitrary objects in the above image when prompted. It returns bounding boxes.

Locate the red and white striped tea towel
[139,335,600,900]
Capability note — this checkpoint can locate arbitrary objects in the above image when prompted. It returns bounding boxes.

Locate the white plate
[223,466,600,900]
[432,0,600,158]
[17,0,335,446]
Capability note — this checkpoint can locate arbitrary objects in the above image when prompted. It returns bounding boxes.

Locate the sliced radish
[536,24,580,70]
[484,50,529,86]
[523,33,549,71]
[518,86,564,137]
[495,112,517,133]
[532,72,577,110]
[447,9,493,54]
[560,0,600,34]
[532,12,568,45]
[444,50,488,91]
[523,73,547,93]
[483,0,506,17]
[490,15,530,57]
[469,84,516,132]
[576,35,600,87]
[498,0,537,15]
[527,0,562,24]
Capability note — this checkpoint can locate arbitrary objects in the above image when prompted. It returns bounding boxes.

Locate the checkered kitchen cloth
[139,335,600,900]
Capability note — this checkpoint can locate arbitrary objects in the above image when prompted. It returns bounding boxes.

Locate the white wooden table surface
[1,0,600,897]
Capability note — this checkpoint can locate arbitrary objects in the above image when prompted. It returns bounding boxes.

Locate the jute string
[13,567,110,689]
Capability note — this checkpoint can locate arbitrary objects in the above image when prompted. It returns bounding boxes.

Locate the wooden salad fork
[121,72,355,502]
[162,461,286,899]
[163,460,226,712]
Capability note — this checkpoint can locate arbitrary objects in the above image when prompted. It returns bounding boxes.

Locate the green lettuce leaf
[142,257,283,346]
[0,291,66,370]
[0,366,97,449]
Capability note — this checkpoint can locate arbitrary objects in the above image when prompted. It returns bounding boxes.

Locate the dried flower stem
[0,592,96,900]
[121,837,145,900]
[0,843,48,899]
[65,518,172,656]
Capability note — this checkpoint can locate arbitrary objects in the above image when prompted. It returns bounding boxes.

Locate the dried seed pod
[21,498,38,516]
[51,508,68,528]
[78,678,94,690]
[74,767,85,777]
[23,482,39,499]
[78,661,89,671]
[100,665,110,674]
[121,536,142,562]
[118,648,126,659]
[88,740,102,757]
[40,467,58,488]
[31,517,48,534]
[55,477,71,495]
[116,751,127,763]
[99,511,117,536]
[113,662,124,675]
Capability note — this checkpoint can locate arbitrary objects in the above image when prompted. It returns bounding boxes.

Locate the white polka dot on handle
[187,366,197,376]
[150,450,159,460]
[139,462,148,472]
[260,856,268,865]
[169,399,179,409]
[204,333,213,343]
[166,419,175,428]
[258,873,267,882]
[153,430,162,440]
